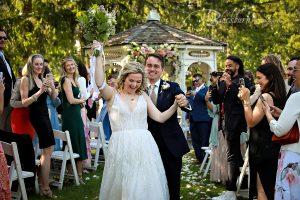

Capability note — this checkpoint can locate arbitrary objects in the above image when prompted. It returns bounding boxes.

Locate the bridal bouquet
[76,5,116,93]
[76,4,116,43]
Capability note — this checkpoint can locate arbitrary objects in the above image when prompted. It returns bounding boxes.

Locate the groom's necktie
[149,85,157,106]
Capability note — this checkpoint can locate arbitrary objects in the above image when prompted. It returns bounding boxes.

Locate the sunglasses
[293,67,300,71]
[193,79,200,83]
[0,36,8,41]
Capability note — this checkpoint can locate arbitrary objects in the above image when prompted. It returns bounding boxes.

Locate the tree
[1,0,299,76]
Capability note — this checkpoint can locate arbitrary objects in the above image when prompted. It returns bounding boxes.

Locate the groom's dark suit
[148,80,190,200]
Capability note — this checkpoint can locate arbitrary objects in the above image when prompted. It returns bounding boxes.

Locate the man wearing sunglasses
[0,28,16,131]
[188,73,212,163]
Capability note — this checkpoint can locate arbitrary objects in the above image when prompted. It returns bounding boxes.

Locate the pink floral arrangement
[126,42,180,69]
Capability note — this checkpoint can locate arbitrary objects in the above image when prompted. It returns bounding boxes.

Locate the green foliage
[1,0,299,77]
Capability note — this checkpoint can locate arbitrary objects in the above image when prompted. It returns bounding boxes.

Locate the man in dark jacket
[145,54,190,200]
[211,55,253,200]
[0,28,16,131]
[188,73,212,163]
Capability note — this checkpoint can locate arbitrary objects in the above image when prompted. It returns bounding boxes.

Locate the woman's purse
[272,122,299,145]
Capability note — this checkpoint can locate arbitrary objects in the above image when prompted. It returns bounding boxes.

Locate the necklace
[129,94,135,101]
[124,92,135,101]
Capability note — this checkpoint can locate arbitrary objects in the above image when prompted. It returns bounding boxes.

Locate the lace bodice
[108,93,148,132]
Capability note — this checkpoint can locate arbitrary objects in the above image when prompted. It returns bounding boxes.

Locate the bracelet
[98,82,106,90]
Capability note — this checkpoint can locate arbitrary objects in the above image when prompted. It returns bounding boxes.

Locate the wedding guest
[285,58,298,86]
[262,54,289,92]
[270,58,300,117]
[85,67,97,121]
[0,142,11,200]
[239,63,286,200]
[188,73,212,163]
[0,28,16,131]
[10,65,35,139]
[261,54,285,78]
[206,72,228,184]
[0,77,11,199]
[61,57,87,182]
[20,54,57,197]
[44,63,62,151]
[287,57,300,97]
[211,56,254,200]
[77,61,92,168]
[263,88,300,199]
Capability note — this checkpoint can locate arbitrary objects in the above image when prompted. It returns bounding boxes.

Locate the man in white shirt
[0,28,16,131]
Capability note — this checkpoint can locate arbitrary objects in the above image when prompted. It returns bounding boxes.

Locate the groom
[145,54,190,200]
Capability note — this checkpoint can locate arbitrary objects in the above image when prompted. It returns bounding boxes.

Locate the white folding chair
[88,121,107,171]
[236,146,250,194]
[1,141,35,200]
[51,129,80,190]
[199,146,211,175]
[203,149,212,177]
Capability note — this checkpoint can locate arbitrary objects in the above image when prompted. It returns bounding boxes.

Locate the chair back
[53,129,75,158]
[88,121,107,157]
[1,141,28,200]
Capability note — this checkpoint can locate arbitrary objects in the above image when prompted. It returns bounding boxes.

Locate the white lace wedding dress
[99,94,169,200]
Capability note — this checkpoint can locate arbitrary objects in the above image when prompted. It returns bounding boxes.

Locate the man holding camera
[211,55,253,200]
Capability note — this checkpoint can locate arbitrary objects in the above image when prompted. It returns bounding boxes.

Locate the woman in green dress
[61,57,87,182]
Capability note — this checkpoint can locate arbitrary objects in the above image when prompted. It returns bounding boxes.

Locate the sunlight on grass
[29,151,228,200]
[180,151,225,200]
[29,165,104,200]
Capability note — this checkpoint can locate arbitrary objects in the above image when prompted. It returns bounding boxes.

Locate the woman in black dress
[239,63,286,200]
[20,54,58,198]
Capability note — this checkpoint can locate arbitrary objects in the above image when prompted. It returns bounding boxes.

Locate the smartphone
[0,72,3,81]
[239,78,245,86]
[46,73,53,80]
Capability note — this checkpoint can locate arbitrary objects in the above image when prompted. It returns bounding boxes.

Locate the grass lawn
[28,151,240,200]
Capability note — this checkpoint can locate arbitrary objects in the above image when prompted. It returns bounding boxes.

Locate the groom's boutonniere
[161,81,170,91]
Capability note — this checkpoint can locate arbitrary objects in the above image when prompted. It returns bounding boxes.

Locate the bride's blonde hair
[117,62,147,95]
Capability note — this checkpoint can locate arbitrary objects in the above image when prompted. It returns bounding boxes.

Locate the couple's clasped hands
[238,85,282,118]
[174,94,189,107]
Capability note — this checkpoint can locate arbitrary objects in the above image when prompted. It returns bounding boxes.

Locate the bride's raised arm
[93,41,115,101]
[143,92,178,123]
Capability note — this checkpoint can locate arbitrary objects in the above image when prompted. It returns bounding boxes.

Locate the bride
[93,42,178,200]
